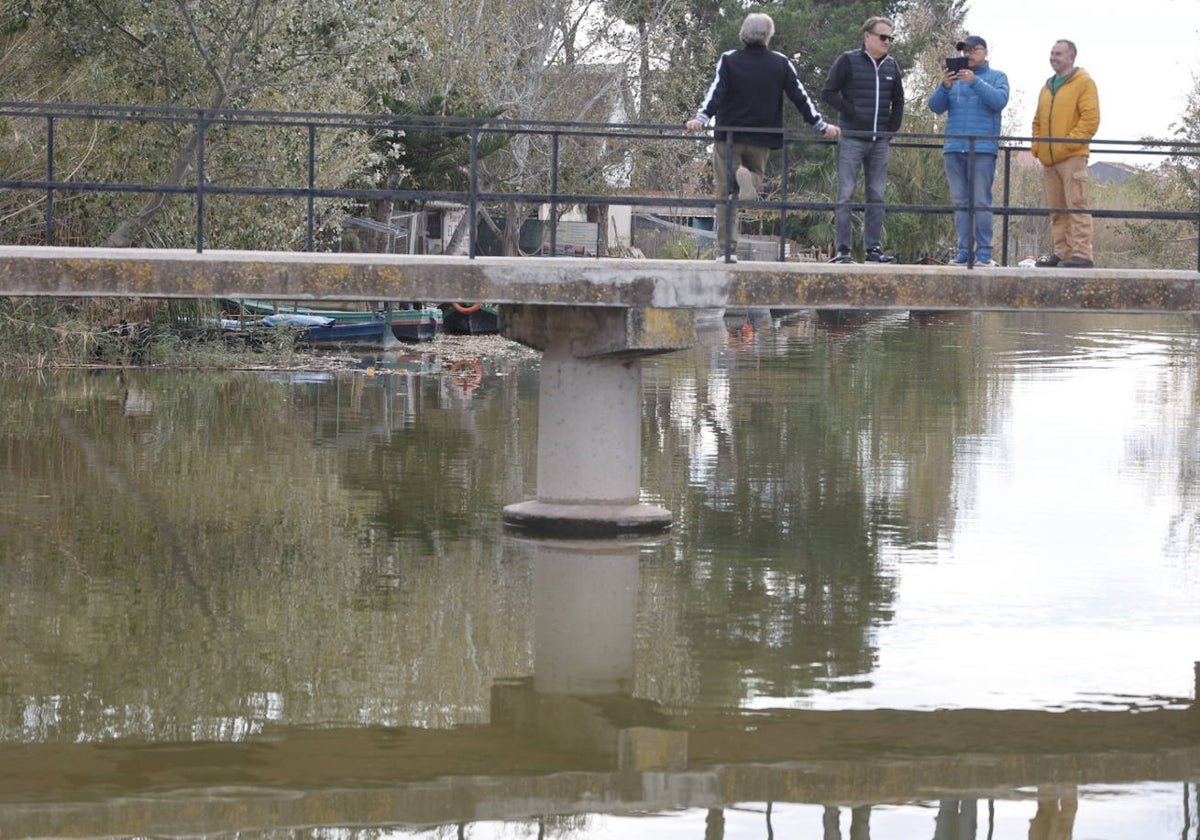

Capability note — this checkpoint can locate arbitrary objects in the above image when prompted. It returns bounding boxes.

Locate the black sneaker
[1060,255,1094,268]
[865,247,896,263]
[829,250,854,264]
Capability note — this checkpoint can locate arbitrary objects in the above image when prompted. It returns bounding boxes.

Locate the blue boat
[221,301,442,346]
[292,318,398,348]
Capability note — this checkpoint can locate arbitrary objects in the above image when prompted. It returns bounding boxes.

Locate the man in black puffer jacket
[687,13,840,262]
[821,16,905,264]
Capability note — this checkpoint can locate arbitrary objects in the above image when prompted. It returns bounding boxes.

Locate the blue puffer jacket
[927,62,1009,155]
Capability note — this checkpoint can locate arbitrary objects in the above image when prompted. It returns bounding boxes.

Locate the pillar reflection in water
[532,537,638,695]
[494,534,686,774]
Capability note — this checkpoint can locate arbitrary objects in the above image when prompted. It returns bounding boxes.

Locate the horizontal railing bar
[2,101,1195,152]
[1,178,1192,224]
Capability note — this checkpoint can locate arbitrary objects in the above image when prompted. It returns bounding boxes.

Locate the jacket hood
[1044,66,1090,89]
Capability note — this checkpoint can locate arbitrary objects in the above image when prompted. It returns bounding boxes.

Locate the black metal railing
[1,101,1197,269]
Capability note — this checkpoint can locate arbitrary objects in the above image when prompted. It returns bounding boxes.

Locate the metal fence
[0,101,1197,269]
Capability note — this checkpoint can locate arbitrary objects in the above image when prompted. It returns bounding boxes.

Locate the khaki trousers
[1041,155,1092,261]
[713,140,770,253]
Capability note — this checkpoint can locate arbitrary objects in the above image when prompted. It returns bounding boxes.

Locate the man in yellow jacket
[1031,39,1100,268]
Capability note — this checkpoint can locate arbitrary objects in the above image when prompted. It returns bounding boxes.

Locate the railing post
[966,136,976,267]
[306,124,317,251]
[469,123,479,259]
[45,116,54,246]
[1001,147,1013,266]
[549,132,559,257]
[195,110,207,253]
[720,129,736,262]
[1195,156,1200,273]
[777,139,789,262]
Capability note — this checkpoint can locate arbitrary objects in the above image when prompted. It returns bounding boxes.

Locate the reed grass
[0,298,303,370]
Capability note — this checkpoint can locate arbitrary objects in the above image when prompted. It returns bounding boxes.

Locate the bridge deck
[2,246,1199,313]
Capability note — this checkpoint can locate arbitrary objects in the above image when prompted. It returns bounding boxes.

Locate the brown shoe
[1060,256,1094,268]
[1034,254,1061,267]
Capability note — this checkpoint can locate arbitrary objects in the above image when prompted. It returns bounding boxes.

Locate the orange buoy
[449,358,483,391]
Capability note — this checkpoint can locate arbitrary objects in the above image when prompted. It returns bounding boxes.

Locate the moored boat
[439,303,499,336]
[221,299,442,343]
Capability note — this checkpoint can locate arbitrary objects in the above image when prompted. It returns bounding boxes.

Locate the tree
[0,4,107,245]
[32,0,412,247]
[348,93,508,254]
[383,0,641,253]
[1097,76,1200,270]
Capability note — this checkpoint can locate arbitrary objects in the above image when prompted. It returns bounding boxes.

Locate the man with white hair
[687,13,840,262]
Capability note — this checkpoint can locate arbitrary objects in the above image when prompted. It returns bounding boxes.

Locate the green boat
[222,299,441,342]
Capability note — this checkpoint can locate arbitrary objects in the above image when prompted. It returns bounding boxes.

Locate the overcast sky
[959,0,1198,166]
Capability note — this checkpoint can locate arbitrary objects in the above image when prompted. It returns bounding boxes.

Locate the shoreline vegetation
[0,298,536,373]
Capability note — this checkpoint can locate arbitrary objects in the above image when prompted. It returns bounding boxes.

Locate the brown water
[1,310,1198,839]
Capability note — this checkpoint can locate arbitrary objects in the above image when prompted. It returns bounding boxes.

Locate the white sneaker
[715,253,738,263]
[975,259,999,267]
[735,167,759,202]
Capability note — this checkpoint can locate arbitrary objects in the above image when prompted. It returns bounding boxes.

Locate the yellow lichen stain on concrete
[639,308,694,347]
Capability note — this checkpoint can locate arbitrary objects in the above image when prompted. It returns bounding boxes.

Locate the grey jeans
[834,136,891,253]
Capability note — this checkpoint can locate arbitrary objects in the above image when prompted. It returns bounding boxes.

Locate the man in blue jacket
[687,13,840,262]
[821,17,905,264]
[927,35,1009,266]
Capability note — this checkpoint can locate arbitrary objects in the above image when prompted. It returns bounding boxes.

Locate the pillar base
[502,500,672,536]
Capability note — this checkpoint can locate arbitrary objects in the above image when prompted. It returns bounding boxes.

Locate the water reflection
[1,312,1199,837]
[3,530,1196,836]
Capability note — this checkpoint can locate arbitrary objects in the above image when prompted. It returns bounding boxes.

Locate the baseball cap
[956,35,987,50]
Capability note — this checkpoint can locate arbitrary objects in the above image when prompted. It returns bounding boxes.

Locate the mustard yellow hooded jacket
[1031,67,1100,165]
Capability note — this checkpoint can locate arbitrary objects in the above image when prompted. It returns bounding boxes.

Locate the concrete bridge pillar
[500,304,694,534]
[535,345,642,510]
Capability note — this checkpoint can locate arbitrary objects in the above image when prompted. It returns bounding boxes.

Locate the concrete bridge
[3,245,1200,534]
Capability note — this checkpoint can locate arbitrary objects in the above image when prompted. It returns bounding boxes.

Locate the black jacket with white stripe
[693,43,830,149]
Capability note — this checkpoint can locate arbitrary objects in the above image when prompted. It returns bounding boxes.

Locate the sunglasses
[873,32,894,42]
